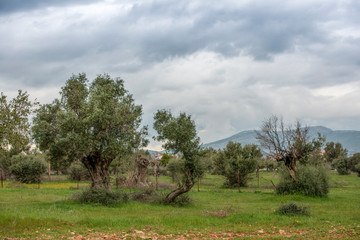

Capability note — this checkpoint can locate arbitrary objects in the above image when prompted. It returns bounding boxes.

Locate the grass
[0,171,359,239]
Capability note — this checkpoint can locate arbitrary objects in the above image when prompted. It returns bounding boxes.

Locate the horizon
[1,0,360,150]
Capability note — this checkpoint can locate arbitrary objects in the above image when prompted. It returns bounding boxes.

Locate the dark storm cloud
[1,0,357,81]
[1,0,360,145]
[120,0,326,61]
[0,0,100,14]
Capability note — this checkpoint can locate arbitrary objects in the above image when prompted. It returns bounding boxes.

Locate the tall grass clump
[276,164,329,197]
[276,202,310,216]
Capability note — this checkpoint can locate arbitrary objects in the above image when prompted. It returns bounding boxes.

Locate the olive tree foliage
[198,147,218,174]
[256,116,324,180]
[32,73,148,190]
[324,142,348,164]
[10,154,47,184]
[0,90,37,185]
[332,155,350,175]
[153,109,203,202]
[348,153,360,176]
[215,142,261,189]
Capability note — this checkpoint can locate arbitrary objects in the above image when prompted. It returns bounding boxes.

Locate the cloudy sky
[1,0,360,149]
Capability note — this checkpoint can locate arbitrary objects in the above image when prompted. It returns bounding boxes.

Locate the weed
[276,203,310,216]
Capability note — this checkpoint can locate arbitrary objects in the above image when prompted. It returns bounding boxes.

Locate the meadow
[0,171,359,239]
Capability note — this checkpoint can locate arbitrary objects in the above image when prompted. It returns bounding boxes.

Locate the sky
[1,0,360,150]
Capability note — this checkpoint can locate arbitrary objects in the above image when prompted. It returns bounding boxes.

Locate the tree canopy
[215,141,261,189]
[1,90,37,186]
[1,90,36,157]
[32,73,148,189]
[324,141,348,164]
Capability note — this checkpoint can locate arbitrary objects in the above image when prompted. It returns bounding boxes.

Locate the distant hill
[202,126,360,155]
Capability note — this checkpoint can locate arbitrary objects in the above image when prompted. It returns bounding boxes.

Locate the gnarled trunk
[274,152,297,180]
[165,170,194,202]
[127,155,150,187]
[82,155,111,190]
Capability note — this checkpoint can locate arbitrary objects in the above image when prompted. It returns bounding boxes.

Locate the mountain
[202,126,360,155]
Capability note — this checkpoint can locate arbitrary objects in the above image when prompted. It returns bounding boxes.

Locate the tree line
[1,73,360,202]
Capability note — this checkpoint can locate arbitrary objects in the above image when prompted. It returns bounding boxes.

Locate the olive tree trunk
[0,167,3,188]
[82,156,111,190]
[127,155,151,187]
[165,170,194,202]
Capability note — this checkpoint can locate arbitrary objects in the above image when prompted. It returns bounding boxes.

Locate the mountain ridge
[202,126,360,155]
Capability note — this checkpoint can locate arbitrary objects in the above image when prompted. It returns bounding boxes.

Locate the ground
[0,171,359,239]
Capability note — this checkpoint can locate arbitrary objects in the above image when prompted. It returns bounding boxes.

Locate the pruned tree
[150,157,161,190]
[127,154,151,187]
[32,73,148,190]
[153,109,203,202]
[256,115,324,180]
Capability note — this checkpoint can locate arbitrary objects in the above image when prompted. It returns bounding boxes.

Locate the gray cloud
[1,0,360,147]
[0,0,100,14]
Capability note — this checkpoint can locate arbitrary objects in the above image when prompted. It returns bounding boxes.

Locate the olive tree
[32,73,148,190]
[0,90,37,187]
[256,116,329,196]
[153,109,203,202]
[256,116,324,180]
[324,142,348,164]
[215,142,261,191]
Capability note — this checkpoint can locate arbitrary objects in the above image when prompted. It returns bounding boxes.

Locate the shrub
[333,156,350,175]
[130,189,159,203]
[171,193,192,206]
[10,154,47,184]
[276,164,329,197]
[276,203,310,216]
[348,153,360,176]
[75,188,129,206]
[354,163,360,177]
[155,193,192,207]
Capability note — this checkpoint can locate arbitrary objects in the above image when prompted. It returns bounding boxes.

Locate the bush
[354,163,360,177]
[155,193,192,207]
[171,193,192,206]
[130,189,160,203]
[75,188,129,206]
[10,154,47,184]
[348,153,360,176]
[276,203,310,216]
[276,165,329,197]
[333,156,350,175]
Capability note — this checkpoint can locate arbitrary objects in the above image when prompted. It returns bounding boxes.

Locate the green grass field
[0,171,359,239]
